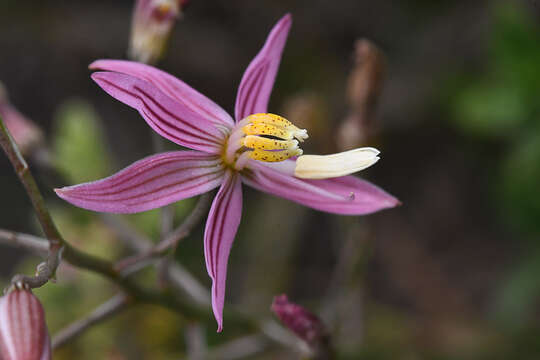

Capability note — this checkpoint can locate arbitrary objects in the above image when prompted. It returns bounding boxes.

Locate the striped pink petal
[0,289,51,360]
[243,160,399,215]
[203,171,243,332]
[92,71,225,154]
[234,14,292,121]
[55,151,225,214]
[90,60,234,127]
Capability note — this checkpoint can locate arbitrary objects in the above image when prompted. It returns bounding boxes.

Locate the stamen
[224,113,309,166]
[242,135,299,151]
[244,113,309,142]
[294,147,380,179]
[243,123,294,140]
[249,148,303,162]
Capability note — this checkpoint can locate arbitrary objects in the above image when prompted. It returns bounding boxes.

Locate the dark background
[2,0,540,358]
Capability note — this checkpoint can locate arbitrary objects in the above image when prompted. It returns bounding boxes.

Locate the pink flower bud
[129,0,187,64]
[271,294,328,346]
[0,288,51,360]
[0,83,44,156]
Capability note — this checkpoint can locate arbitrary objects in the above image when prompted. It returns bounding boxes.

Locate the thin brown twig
[52,293,130,349]
[0,230,302,352]
[185,323,208,360]
[0,229,49,255]
[114,193,212,272]
[100,217,211,303]
[205,335,269,360]
[0,115,63,288]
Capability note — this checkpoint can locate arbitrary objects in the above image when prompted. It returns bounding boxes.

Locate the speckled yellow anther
[248,113,296,129]
[226,113,308,167]
[248,149,302,162]
[242,123,293,140]
[243,113,309,142]
[242,135,299,151]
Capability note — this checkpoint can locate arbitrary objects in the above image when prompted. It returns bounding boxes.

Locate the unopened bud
[271,294,328,346]
[337,39,385,149]
[0,83,44,156]
[0,288,51,360]
[129,0,187,64]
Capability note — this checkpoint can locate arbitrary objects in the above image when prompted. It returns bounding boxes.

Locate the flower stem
[114,193,212,272]
[0,114,63,287]
[52,293,130,349]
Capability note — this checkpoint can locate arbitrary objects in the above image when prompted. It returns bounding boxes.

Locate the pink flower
[0,288,51,360]
[56,14,399,331]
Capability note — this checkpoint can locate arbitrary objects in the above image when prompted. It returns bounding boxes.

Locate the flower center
[224,113,308,170]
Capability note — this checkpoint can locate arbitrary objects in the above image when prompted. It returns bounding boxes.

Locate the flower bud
[271,294,328,346]
[0,288,51,360]
[129,0,187,64]
[0,83,44,156]
[337,39,385,149]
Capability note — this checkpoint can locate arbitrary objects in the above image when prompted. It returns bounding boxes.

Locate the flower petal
[243,161,399,215]
[92,71,225,154]
[203,170,243,332]
[90,60,234,127]
[234,14,292,121]
[56,151,225,214]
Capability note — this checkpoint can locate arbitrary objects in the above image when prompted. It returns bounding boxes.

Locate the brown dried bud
[129,0,187,64]
[0,83,44,156]
[0,288,51,360]
[338,39,385,149]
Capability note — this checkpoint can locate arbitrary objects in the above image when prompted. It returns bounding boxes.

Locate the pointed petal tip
[89,59,123,71]
[88,60,100,70]
[54,186,75,203]
[89,59,117,70]
[281,13,293,24]
[384,195,401,209]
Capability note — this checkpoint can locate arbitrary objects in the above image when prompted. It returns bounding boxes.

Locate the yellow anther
[242,123,294,140]
[243,113,309,142]
[248,148,303,162]
[247,113,295,129]
[226,113,309,167]
[242,135,299,151]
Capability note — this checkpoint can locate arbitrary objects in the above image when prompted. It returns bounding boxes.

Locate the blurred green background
[2,0,540,359]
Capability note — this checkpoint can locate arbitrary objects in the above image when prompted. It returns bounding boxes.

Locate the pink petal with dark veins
[56,151,224,214]
[91,60,234,127]
[203,170,243,332]
[234,14,292,121]
[92,71,226,154]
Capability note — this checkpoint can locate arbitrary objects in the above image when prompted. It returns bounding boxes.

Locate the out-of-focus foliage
[53,99,111,184]
[451,2,540,235]
[448,1,540,342]
[453,3,540,138]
